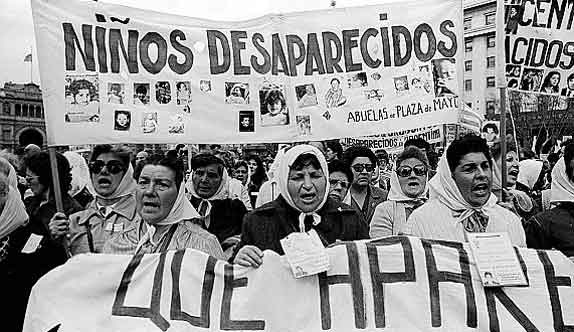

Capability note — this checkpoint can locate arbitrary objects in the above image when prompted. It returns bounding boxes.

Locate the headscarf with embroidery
[429,156,498,233]
[550,158,574,203]
[87,162,137,201]
[136,183,200,252]
[64,151,92,197]
[517,159,543,190]
[276,144,330,232]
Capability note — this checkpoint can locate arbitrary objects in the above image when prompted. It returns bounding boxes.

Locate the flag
[24,53,32,62]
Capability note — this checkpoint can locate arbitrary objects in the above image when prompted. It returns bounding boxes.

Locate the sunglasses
[89,160,125,175]
[396,165,427,177]
[351,164,375,172]
[329,178,349,188]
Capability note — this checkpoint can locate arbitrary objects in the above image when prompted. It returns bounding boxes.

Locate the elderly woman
[490,137,538,221]
[525,143,574,258]
[403,135,526,246]
[49,145,138,254]
[370,147,429,238]
[233,145,368,268]
[103,155,224,258]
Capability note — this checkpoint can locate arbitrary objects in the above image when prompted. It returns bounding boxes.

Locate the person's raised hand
[233,245,263,268]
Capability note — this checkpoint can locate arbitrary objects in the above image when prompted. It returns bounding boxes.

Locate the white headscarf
[429,156,497,232]
[87,163,137,201]
[492,158,534,211]
[550,158,574,203]
[276,144,330,232]
[64,151,92,197]
[387,171,428,202]
[0,157,18,189]
[0,184,28,239]
[136,183,200,252]
[517,159,543,190]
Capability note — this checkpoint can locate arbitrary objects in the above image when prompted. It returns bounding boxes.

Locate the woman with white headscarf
[103,154,224,258]
[525,150,574,258]
[370,146,429,238]
[63,151,94,208]
[403,135,526,246]
[233,144,368,267]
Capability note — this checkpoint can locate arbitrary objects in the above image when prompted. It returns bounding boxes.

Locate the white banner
[31,0,463,145]
[344,125,443,153]
[24,237,574,332]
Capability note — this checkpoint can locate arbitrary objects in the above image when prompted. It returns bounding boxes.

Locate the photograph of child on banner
[107,83,124,104]
[238,111,254,132]
[133,83,149,105]
[176,81,191,113]
[432,58,458,97]
[64,74,100,123]
[225,82,249,104]
[114,110,130,131]
[200,80,211,93]
[259,82,289,127]
[155,81,171,104]
[142,112,158,133]
[540,71,561,94]
[562,73,574,97]
[520,68,544,92]
[295,84,318,108]
[324,77,347,108]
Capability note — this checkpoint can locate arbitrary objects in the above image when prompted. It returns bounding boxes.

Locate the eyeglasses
[89,160,125,174]
[329,178,349,188]
[25,175,39,183]
[351,164,374,172]
[396,165,428,177]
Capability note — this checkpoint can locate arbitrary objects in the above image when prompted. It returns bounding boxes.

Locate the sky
[0,0,382,87]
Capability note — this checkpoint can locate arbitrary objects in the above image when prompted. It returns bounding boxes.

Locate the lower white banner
[24,236,574,332]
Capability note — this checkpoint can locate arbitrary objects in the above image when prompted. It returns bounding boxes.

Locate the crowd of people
[1,134,574,330]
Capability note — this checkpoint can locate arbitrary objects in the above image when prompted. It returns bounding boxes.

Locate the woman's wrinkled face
[287,162,327,213]
[26,169,46,197]
[233,165,248,185]
[505,151,520,187]
[452,152,492,207]
[396,158,427,198]
[192,164,223,199]
[328,171,349,202]
[247,159,258,176]
[136,165,179,225]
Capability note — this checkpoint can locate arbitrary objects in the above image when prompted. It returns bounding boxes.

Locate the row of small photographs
[238,110,311,136]
[506,65,574,97]
[113,110,185,134]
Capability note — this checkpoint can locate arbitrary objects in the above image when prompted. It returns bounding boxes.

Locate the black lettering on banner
[562,42,574,70]
[170,252,217,328]
[63,23,95,71]
[250,33,271,74]
[413,24,436,62]
[379,27,392,67]
[286,34,306,76]
[342,29,362,72]
[360,28,381,68]
[112,252,170,331]
[169,29,193,74]
[220,264,265,330]
[530,39,548,67]
[391,26,412,67]
[485,289,540,332]
[318,242,365,330]
[545,40,563,68]
[271,33,289,76]
[231,31,250,75]
[305,33,326,75]
[514,248,530,285]
[95,26,108,73]
[421,239,477,328]
[207,30,231,75]
[322,31,343,74]
[109,29,139,74]
[367,237,416,328]
[139,32,168,75]
[537,251,574,331]
[437,20,457,57]
[510,37,528,64]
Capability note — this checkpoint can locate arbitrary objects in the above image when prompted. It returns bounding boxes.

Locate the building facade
[0,82,46,152]
[463,0,498,119]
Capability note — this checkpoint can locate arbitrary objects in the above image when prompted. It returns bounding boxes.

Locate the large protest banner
[499,0,574,110]
[24,236,574,332]
[31,0,463,145]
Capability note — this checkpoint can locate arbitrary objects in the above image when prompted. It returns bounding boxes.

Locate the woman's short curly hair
[25,151,72,192]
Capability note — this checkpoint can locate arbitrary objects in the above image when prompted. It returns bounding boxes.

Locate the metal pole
[48,147,71,258]
[499,88,507,201]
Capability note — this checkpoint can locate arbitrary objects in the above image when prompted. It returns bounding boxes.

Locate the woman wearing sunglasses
[402,135,526,246]
[370,147,429,238]
[49,145,138,255]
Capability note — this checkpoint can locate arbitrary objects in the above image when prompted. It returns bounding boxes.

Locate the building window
[41,108,44,118]
[487,76,496,87]
[464,17,472,30]
[465,39,473,52]
[486,100,495,113]
[487,35,495,48]
[35,105,42,118]
[465,60,472,71]
[487,56,495,68]
[22,104,29,117]
[465,79,472,91]
[15,104,21,117]
[2,103,9,115]
[2,128,10,141]
[485,12,496,25]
